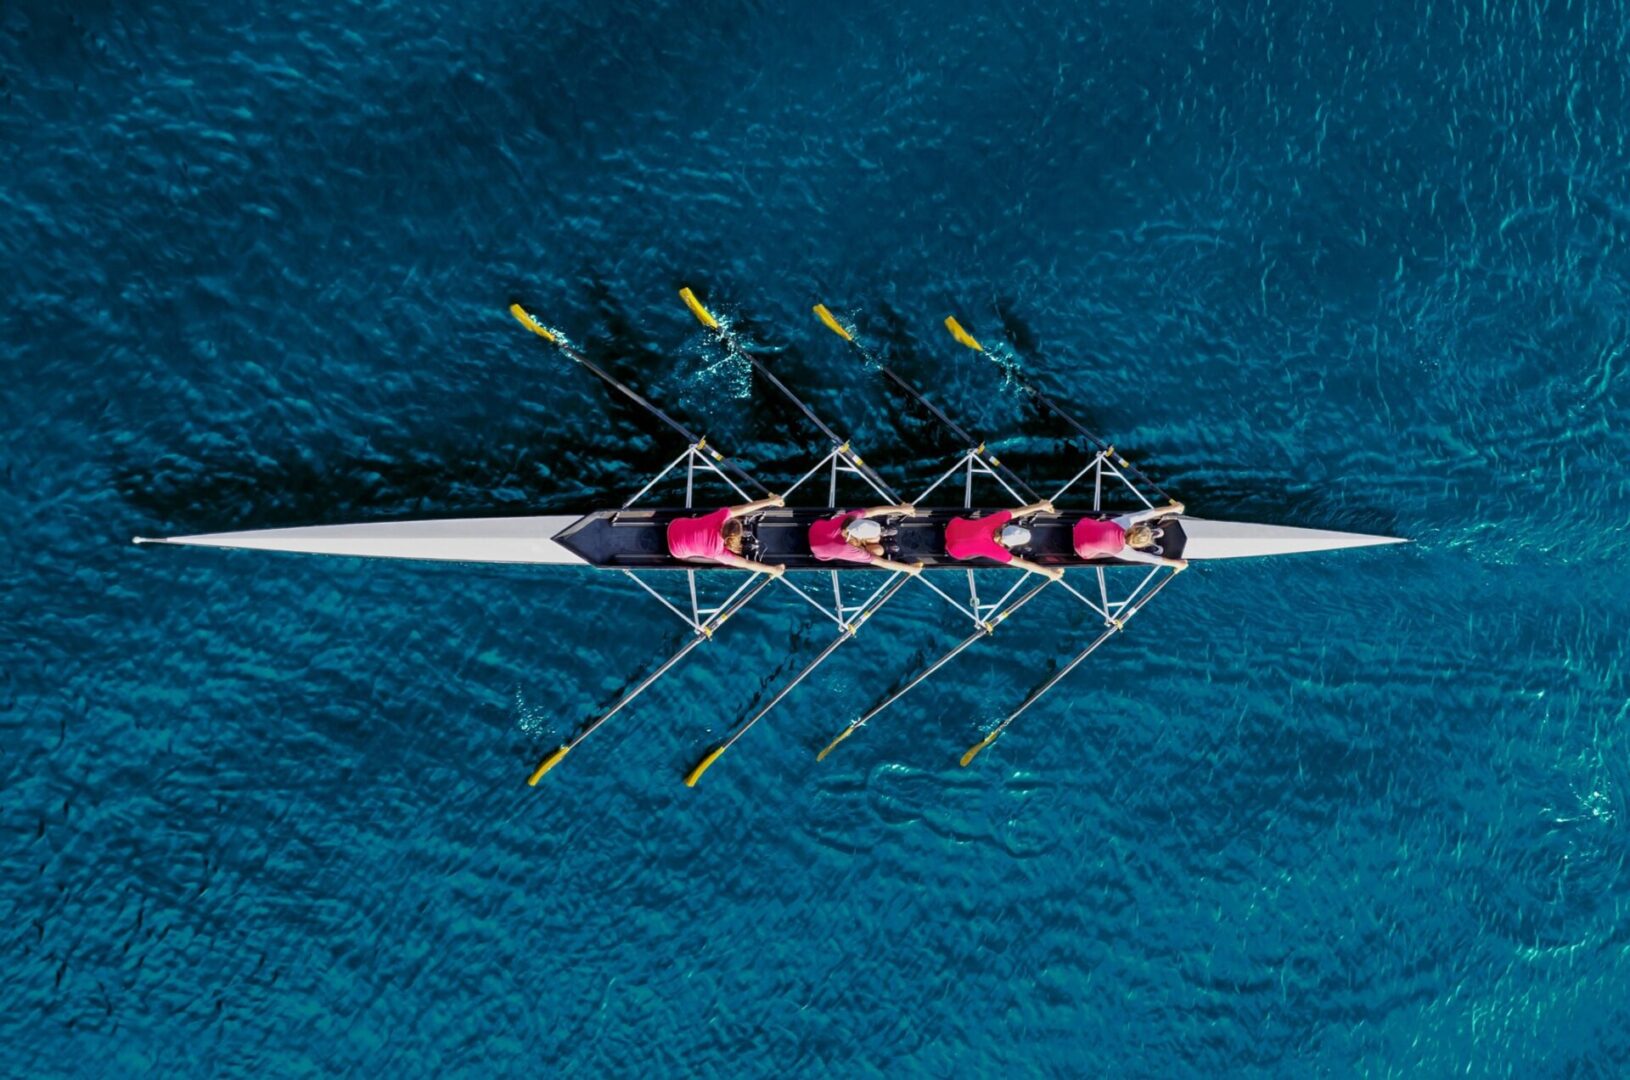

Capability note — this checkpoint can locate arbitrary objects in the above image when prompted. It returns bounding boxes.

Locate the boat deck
[551,507,1186,570]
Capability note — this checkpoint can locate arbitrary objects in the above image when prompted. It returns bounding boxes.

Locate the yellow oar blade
[527,744,571,785]
[679,287,721,330]
[509,303,557,342]
[944,316,984,352]
[959,730,1000,767]
[813,304,854,342]
[815,725,856,762]
[683,744,728,787]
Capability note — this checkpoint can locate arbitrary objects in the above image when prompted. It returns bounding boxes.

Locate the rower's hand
[770,495,786,508]
[900,503,918,517]
[768,563,787,578]
[905,562,925,577]
[1168,501,1185,515]
[1172,559,1189,572]
[1047,566,1066,581]
[1040,500,1057,515]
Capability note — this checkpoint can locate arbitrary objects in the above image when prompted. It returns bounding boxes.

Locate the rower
[668,496,787,576]
[1072,502,1188,568]
[809,504,924,575]
[944,500,1063,580]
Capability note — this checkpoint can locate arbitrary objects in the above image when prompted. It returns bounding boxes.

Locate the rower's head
[1125,523,1158,550]
[844,518,883,545]
[998,524,1032,549]
[722,517,745,554]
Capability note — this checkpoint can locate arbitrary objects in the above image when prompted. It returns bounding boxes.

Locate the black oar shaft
[861,628,985,721]
[750,359,900,501]
[958,566,1182,768]
[577,574,776,742]
[816,305,1040,503]
[527,573,777,783]
[737,630,854,740]
[942,313,1170,502]
[733,573,912,744]
[1002,625,1118,727]
[511,303,769,497]
[855,577,1055,727]
[685,572,912,785]
[1013,380,1169,502]
[1004,567,1181,727]
[680,289,901,502]
[572,634,710,744]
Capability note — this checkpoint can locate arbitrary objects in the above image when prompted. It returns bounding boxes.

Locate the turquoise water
[5,0,1629,1073]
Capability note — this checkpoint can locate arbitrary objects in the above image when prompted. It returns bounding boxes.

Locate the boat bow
[1176,517,1406,559]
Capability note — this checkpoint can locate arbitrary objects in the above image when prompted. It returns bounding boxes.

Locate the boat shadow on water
[112,437,606,535]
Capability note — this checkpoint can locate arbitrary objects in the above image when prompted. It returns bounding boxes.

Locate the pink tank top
[667,506,733,562]
[809,510,874,563]
[1072,517,1126,558]
[945,510,1013,563]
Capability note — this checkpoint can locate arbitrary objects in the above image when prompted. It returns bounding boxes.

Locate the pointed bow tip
[1178,518,1412,559]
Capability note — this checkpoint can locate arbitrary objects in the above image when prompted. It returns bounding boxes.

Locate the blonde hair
[1125,524,1155,549]
[722,517,744,554]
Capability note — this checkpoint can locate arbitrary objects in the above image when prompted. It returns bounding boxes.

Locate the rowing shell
[133,509,1404,565]
[134,289,1409,784]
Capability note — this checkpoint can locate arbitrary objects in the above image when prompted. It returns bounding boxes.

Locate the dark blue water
[5,0,1628,1073]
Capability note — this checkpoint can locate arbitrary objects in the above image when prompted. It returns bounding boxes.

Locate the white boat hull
[1177,517,1406,559]
[134,513,1404,566]
[134,516,587,565]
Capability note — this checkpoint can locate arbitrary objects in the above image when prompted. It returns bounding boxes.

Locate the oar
[942,315,1172,503]
[816,576,1055,761]
[959,565,1184,767]
[510,302,769,498]
[813,304,1040,503]
[679,288,903,503]
[684,572,913,786]
[527,573,777,783]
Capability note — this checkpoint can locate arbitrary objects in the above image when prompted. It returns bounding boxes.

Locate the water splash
[981,342,1029,389]
[514,686,552,739]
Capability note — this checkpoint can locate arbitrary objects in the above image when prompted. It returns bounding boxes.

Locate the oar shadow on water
[112,348,795,537]
[820,300,1191,501]
[587,272,875,479]
[844,302,1031,441]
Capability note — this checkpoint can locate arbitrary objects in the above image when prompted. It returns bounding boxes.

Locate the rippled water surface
[5,0,1629,1074]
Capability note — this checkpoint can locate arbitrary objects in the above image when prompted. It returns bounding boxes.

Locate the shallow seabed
[3,0,1628,1074]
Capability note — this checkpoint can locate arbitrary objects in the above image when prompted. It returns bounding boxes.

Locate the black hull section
[551,508,1185,570]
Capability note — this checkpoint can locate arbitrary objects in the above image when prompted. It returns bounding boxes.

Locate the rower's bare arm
[1120,502,1185,527]
[728,496,785,518]
[1011,556,1065,581]
[1118,548,1186,569]
[862,504,917,518]
[872,557,924,576]
[720,553,785,576]
[1014,500,1057,518]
